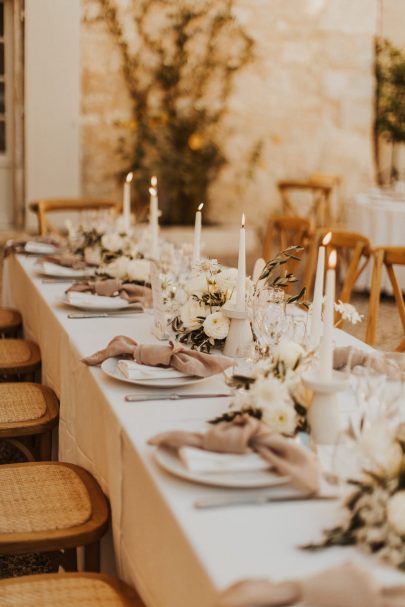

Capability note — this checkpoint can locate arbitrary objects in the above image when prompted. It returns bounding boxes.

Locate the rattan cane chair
[0,307,22,337]
[0,339,41,381]
[0,572,145,606]
[0,383,59,460]
[29,199,121,236]
[0,461,109,572]
[366,246,405,350]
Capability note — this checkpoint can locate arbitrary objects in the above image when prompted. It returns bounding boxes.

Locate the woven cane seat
[0,339,41,376]
[0,308,22,333]
[0,464,92,533]
[0,383,47,423]
[0,573,143,607]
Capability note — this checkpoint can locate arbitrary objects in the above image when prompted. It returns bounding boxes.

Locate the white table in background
[3,254,405,607]
[348,191,405,293]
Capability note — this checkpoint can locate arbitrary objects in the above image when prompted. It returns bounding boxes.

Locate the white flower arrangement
[98,256,151,284]
[211,339,313,436]
[171,261,252,352]
[305,422,405,571]
[334,300,364,325]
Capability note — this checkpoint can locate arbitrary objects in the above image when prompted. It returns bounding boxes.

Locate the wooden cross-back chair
[366,247,405,351]
[278,176,339,228]
[29,199,121,236]
[304,228,371,307]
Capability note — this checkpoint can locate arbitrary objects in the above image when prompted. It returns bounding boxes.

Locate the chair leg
[61,547,78,572]
[396,337,405,352]
[366,249,384,346]
[39,431,52,460]
[84,541,100,572]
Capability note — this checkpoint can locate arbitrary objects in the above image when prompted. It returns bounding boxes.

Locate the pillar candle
[192,203,204,265]
[236,214,246,311]
[310,231,332,344]
[319,250,336,380]
[149,176,159,260]
[123,172,133,233]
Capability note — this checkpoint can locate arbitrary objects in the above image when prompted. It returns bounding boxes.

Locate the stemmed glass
[249,286,286,356]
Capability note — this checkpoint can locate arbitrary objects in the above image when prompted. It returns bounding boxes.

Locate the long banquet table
[3,254,405,606]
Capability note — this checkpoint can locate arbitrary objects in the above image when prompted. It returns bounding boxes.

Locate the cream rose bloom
[255,376,290,409]
[261,402,297,435]
[180,299,208,330]
[185,274,208,295]
[101,233,125,253]
[103,256,130,279]
[84,245,102,266]
[360,424,403,478]
[272,340,305,370]
[387,491,405,535]
[126,259,150,283]
[215,268,238,292]
[203,311,230,340]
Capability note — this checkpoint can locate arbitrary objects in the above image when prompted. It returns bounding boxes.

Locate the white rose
[126,259,150,283]
[203,311,230,340]
[360,424,403,478]
[255,376,290,409]
[215,268,238,292]
[185,274,208,295]
[272,340,305,370]
[84,245,101,266]
[387,491,405,535]
[101,233,125,253]
[103,256,129,279]
[261,402,297,435]
[180,299,208,330]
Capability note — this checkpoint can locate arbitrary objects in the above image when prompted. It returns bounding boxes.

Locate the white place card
[150,261,169,340]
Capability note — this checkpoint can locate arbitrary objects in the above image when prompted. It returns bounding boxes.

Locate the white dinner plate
[152,446,290,488]
[101,357,208,388]
[35,261,96,279]
[60,293,132,312]
[24,242,58,255]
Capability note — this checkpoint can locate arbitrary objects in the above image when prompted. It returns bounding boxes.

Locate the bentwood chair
[0,572,145,606]
[0,307,22,337]
[277,176,338,227]
[304,228,371,306]
[29,199,121,236]
[0,339,41,381]
[0,462,109,572]
[366,246,405,350]
[0,383,59,461]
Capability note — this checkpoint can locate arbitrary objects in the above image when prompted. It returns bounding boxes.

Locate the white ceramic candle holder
[302,370,349,445]
[222,305,253,358]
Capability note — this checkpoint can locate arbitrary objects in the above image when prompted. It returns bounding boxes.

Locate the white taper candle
[236,213,246,311]
[319,250,336,380]
[310,231,332,345]
[192,203,204,266]
[149,176,159,260]
[123,172,133,233]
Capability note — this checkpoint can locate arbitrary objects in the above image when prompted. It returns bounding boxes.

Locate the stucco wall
[81,0,378,227]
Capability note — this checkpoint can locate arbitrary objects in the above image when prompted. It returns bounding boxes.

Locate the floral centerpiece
[211,340,313,436]
[171,260,252,352]
[305,422,405,570]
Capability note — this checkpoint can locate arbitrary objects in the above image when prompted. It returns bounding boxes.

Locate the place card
[150,261,169,340]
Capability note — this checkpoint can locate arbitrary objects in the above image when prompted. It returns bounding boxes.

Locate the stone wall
[81,0,377,229]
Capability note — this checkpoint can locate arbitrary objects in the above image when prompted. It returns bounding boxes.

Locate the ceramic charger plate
[101,357,209,388]
[152,446,290,488]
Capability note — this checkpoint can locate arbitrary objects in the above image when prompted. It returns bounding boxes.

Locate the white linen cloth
[348,191,405,293]
[67,291,130,310]
[3,254,405,607]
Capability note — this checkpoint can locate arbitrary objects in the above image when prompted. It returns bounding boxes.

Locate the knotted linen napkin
[3,236,60,258]
[217,561,405,607]
[148,414,319,494]
[67,278,152,307]
[334,346,405,380]
[83,336,234,378]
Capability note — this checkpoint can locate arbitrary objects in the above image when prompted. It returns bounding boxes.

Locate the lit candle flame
[322,231,332,246]
[126,172,133,183]
[329,250,337,269]
[241,213,245,228]
[151,176,157,187]
[198,203,204,212]
[149,187,157,197]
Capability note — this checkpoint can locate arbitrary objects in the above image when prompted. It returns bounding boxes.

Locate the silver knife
[68,310,143,319]
[125,392,231,402]
[194,492,338,509]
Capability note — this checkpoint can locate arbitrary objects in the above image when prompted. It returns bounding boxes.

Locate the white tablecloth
[3,254,405,606]
[348,191,405,293]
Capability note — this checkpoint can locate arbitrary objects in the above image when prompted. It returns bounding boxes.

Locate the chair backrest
[304,228,371,305]
[262,215,312,262]
[29,199,121,235]
[366,246,405,351]
[277,178,335,227]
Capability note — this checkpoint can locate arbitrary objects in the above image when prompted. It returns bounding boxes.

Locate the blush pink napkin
[67,278,153,306]
[148,414,319,494]
[3,236,60,258]
[42,254,89,270]
[83,336,234,378]
[334,346,405,380]
[217,561,405,607]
